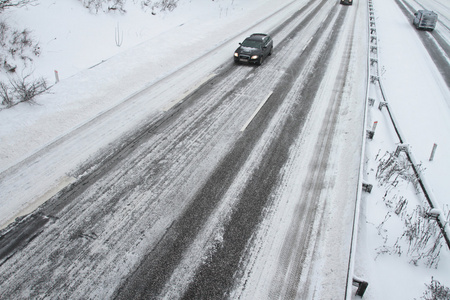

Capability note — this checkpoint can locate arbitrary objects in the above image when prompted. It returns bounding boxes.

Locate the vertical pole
[429,143,437,161]
[54,70,60,84]
[372,121,378,132]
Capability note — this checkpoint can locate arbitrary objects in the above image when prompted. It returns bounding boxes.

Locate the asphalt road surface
[0,0,368,298]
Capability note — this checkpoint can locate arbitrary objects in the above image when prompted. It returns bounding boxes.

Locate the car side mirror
[414,12,417,16]
[239,43,242,46]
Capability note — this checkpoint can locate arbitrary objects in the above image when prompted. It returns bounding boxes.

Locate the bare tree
[0,0,36,12]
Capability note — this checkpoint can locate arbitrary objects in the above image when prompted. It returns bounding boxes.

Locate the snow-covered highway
[0,0,368,298]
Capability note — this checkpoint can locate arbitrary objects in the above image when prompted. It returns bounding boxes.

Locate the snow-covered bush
[374,150,445,268]
[0,0,35,12]
[376,150,424,192]
[421,277,450,300]
[80,0,126,13]
[0,20,41,73]
[140,0,179,12]
[375,209,444,269]
[79,0,179,14]
[0,1,47,109]
[0,73,48,108]
[403,206,443,268]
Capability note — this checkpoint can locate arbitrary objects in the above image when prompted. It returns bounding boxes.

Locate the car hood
[235,46,261,55]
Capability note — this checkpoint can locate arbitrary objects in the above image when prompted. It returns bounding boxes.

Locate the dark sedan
[234,33,273,66]
[340,0,353,5]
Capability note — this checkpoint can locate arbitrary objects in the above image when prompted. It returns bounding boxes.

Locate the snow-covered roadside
[0,0,307,229]
[376,0,450,207]
[353,0,450,298]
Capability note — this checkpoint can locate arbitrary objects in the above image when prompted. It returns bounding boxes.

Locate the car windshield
[241,40,262,49]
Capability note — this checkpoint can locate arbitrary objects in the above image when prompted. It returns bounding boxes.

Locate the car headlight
[234,52,239,57]
[251,55,259,60]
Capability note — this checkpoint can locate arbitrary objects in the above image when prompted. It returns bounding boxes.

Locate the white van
[413,10,438,31]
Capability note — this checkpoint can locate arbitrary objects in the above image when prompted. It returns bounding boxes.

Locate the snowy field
[0,0,449,298]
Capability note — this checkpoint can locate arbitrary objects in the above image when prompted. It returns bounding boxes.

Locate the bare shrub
[421,277,450,300]
[0,0,36,12]
[395,196,408,215]
[80,0,126,13]
[0,80,13,107]
[0,18,43,108]
[376,150,424,192]
[79,0,179,14]
[376,205,444,268]
[0,21,40,72]
[374,151,443,268]
[140,0,179,13]
[403,206,443,268]
[0,73,48,109]
[81,0,102,13]
[10,73,47,103]
[0,20,9,47]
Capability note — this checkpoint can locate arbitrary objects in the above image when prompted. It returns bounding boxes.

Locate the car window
[242,40,262,49]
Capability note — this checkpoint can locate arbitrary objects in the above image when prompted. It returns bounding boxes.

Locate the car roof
[418,9,435,14]
[250,33,268,38]
[246,33,270,42]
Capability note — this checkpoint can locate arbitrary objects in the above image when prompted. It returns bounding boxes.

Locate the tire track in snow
[181,4,349,300]
[113,1,339,299]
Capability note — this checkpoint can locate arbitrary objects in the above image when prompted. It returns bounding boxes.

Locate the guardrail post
[362,182,373,193]
[378,101,387,110]
[425,208,440,220]
[394,144,409,157]
[353,277,369,297]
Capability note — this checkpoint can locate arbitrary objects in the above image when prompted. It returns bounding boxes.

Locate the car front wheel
[256,57,263,65]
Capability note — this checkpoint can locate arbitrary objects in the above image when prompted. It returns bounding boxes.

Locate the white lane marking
[240,91,273,132]
[302,37,313,51]
[162,73,217,112]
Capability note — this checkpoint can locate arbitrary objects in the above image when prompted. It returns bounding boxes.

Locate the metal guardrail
[344,0,373,298]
